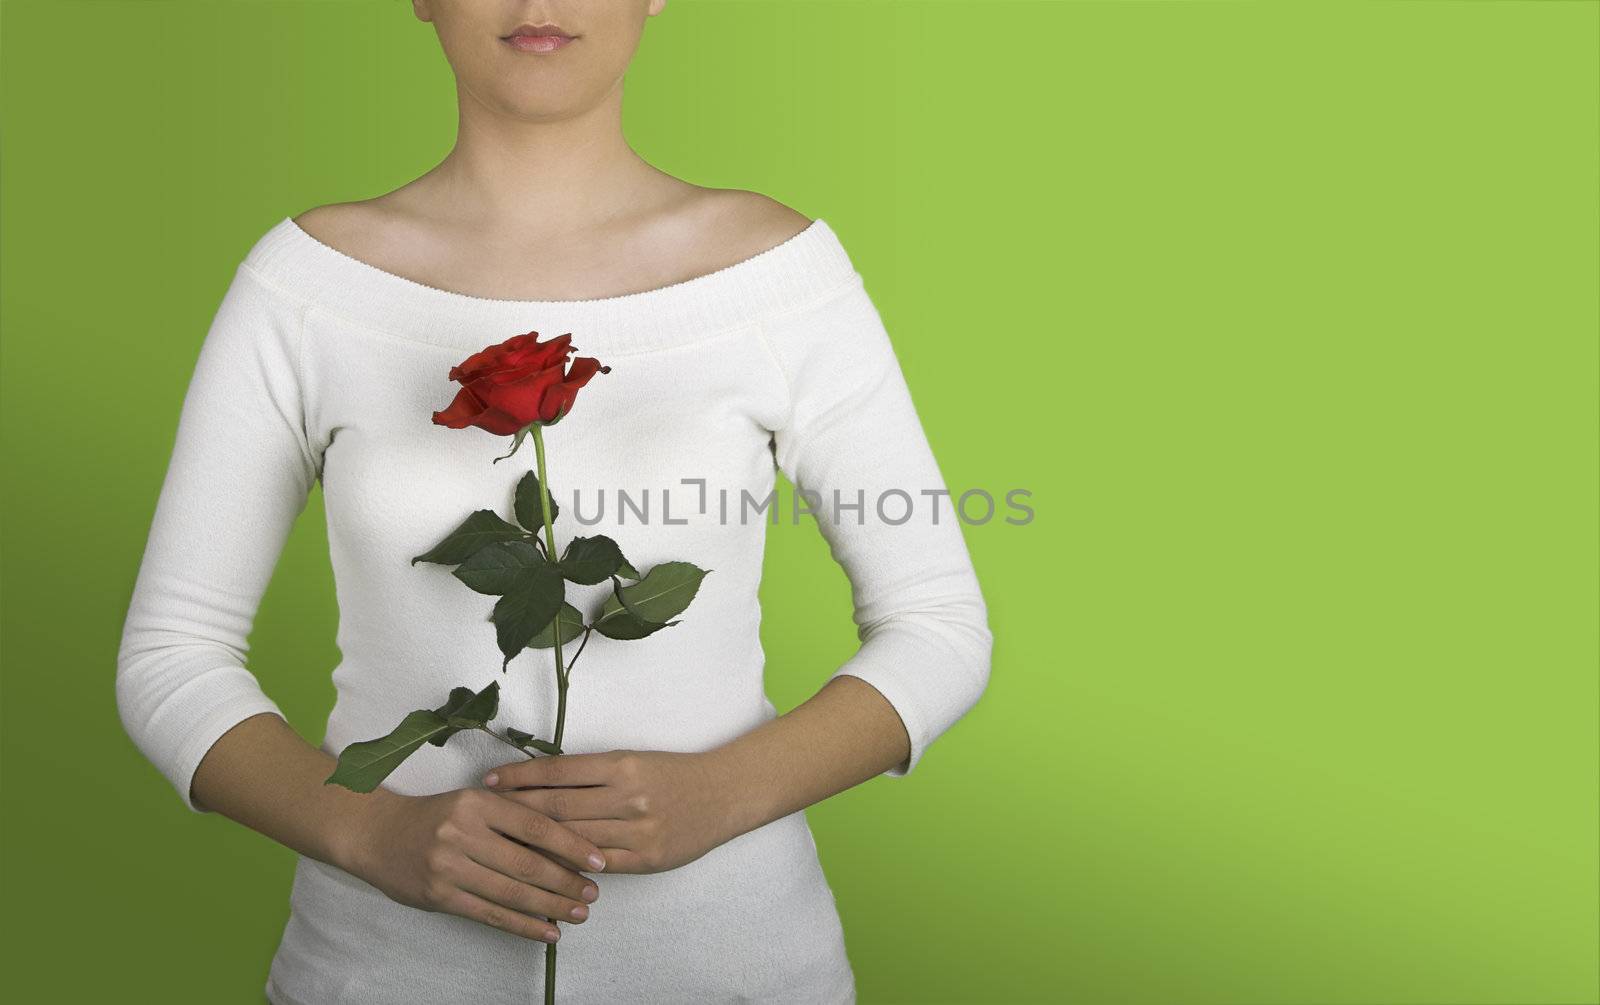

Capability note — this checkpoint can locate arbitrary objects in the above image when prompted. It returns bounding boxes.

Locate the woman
[116,2,991,1002]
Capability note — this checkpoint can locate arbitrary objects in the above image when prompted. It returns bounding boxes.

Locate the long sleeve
[760,271,993,777]
[116,261,321,812]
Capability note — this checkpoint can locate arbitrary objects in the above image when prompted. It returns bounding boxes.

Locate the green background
[3,1,1597,1002]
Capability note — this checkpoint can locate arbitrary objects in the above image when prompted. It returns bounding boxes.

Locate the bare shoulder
[288,196,455,283]
[688,188,815,264]
[718,188,814,247]
[289,199,393,254]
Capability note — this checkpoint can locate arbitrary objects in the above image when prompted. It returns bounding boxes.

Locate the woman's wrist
[702,742,784,841]
[326,787,407,877]
[700,677,912,841]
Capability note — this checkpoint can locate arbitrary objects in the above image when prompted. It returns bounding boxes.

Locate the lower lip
[503,34,574,53]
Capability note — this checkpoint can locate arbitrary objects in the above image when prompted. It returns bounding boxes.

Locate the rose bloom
[432,331,610,434]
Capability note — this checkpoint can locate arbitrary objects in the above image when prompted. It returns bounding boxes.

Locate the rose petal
[431,384,488,427]
[474,364,567,429]
[448,332,574,384]
[502,332,574,372]
[472,405,534,436]
[537,357,611,422]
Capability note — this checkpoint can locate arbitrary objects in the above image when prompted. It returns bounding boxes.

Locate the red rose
[432,330,610,434]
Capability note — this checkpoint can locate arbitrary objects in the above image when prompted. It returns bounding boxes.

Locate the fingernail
[569,905,588,920]
[588,853,606,870]
[544,927,560,943]
[581,884,598,903]
[482,772,498,786]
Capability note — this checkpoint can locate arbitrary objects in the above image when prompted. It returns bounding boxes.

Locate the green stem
[530,425,569,749]
[546,941,557,1004]
[530,423,564,1005]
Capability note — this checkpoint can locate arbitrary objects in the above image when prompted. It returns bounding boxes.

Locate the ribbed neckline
[240,214,861,356]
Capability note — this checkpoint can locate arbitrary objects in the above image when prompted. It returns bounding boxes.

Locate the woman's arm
[117,260,604,943]
[190,712,380,860]
[707,673,916,828]
[481,674,911,872]
[756,268,995,783]
[192,712,605,943]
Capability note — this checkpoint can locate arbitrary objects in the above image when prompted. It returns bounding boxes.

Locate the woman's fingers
[438,886,562,944]
[500,782,630,822]
[452,853,593,927]
[558,818,652,874]
[481,790,609,873]
[462,826,600,907]
[483,749,628,789]
[356,790,607,943]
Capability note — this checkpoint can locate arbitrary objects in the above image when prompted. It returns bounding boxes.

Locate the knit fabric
[116,215,992,1004]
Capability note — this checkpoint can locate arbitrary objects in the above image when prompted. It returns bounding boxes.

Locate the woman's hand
[344,788,607,943]
[481,749,752,874]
